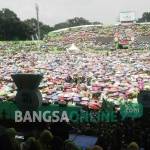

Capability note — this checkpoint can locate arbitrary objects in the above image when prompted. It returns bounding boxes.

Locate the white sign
[120,12,135,22]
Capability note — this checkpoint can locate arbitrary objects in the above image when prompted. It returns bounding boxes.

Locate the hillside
[44,24,150,50]
[0,24,150,52]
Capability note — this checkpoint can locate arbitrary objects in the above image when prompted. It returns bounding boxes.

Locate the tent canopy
[67,43,81,53]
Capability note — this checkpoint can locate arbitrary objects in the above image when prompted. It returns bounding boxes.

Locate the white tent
[66,43,81,54]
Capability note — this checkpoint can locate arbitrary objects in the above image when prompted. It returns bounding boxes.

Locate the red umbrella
[88,101,101,110]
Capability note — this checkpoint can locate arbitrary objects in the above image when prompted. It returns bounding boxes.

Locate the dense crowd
[0,48,150,110]
[0,118,150,150]
[44,24,150,50]
[0,24,150,150]
[44,26,114,50]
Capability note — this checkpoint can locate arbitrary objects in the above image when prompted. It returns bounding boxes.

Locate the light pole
[35,3,40,40]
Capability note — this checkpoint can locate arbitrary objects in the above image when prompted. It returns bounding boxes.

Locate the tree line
[0,8,150,41]
[138,12,150,23]
[0,8,53,41]
[0,8,102,41]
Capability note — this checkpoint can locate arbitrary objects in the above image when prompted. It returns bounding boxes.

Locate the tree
[67,17,91,27]
[54,22,69,30]
[23,18,53,40]
[40,24,54,39]
[0,8,102,40]
[54,17,90,30]
[0,8,27,40]
[0,8,53,40]
[138,12,150,22]
[92,21,102,25]
[23,18,38,40]
[54,17,102,30]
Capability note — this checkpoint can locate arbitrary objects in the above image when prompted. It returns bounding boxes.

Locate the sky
[0,0,150,26]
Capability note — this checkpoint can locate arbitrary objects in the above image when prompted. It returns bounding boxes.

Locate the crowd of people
[0,24,150,52]
[0,24,150,150]
[1,120,149,150]
[44,24,150,50]
[0,48,150,110]
[44,25,114,50]
[0,24,150,53]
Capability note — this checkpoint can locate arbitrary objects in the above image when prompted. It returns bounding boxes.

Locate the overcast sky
[0,0,150,26]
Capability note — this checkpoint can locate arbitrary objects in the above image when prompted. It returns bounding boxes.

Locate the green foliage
[0,8,53,41]
[0,8,26,40]
[54,22,69,30]
[0,8,103,41]
[138,12,150,22]
[23,18,54,40]
[67,17,91,26]
[54,17,101,30]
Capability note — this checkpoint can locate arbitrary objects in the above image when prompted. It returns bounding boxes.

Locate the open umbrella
[88,101,101,110]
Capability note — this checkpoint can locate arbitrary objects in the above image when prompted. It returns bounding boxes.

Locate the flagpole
[35,3,40,40]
